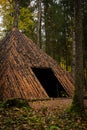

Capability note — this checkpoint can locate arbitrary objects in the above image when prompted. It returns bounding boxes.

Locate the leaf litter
[0,98,87,130]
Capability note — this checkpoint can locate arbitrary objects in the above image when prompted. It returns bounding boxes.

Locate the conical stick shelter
[0,28,74,100]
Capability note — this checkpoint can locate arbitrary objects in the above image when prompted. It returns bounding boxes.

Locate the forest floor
[0,98,87,130]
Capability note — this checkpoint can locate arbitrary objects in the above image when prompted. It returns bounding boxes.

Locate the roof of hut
[0,28,74,100]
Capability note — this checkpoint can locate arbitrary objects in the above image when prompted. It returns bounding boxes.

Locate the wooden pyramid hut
[0,28,74,100]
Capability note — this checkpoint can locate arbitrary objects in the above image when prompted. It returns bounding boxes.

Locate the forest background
[0,0,87,91]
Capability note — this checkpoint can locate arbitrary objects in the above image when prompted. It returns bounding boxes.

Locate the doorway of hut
[32,68,68,98]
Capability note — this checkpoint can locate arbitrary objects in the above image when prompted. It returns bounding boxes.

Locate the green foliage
[0,0,36,40]
[50,125,60,130]
[19,7,35,39]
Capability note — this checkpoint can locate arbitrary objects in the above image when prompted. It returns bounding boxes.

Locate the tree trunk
[44,1,49,54]
[71,0,84,113]
[72,30,76,79]
[13,0,20,28]
[37,0,42,48]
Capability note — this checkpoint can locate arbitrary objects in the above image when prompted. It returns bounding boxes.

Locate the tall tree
[82,0,87,91]
[72,28,76,79]
[13,0,20,28]
[37,0,42,48]
[71,0,84,113]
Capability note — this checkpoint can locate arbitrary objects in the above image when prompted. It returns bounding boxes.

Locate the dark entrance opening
[32,68,68,98]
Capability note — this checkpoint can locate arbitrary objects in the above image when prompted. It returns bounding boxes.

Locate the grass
[0,99,87,130]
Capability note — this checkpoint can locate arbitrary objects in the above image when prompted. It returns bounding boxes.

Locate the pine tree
[71,0,84,114]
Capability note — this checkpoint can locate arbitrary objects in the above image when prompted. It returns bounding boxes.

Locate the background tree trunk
[71,0,84,113]
[37,0,42,48]
[13,0,20,28]
[44,1,49,54]
[72,30,76,79]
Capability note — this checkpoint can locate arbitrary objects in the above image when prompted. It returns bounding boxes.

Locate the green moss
[3,98,29,108]
[68,95,85,116]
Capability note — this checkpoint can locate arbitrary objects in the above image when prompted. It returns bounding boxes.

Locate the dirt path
[29,98,72,112]
[29,98,87,113]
